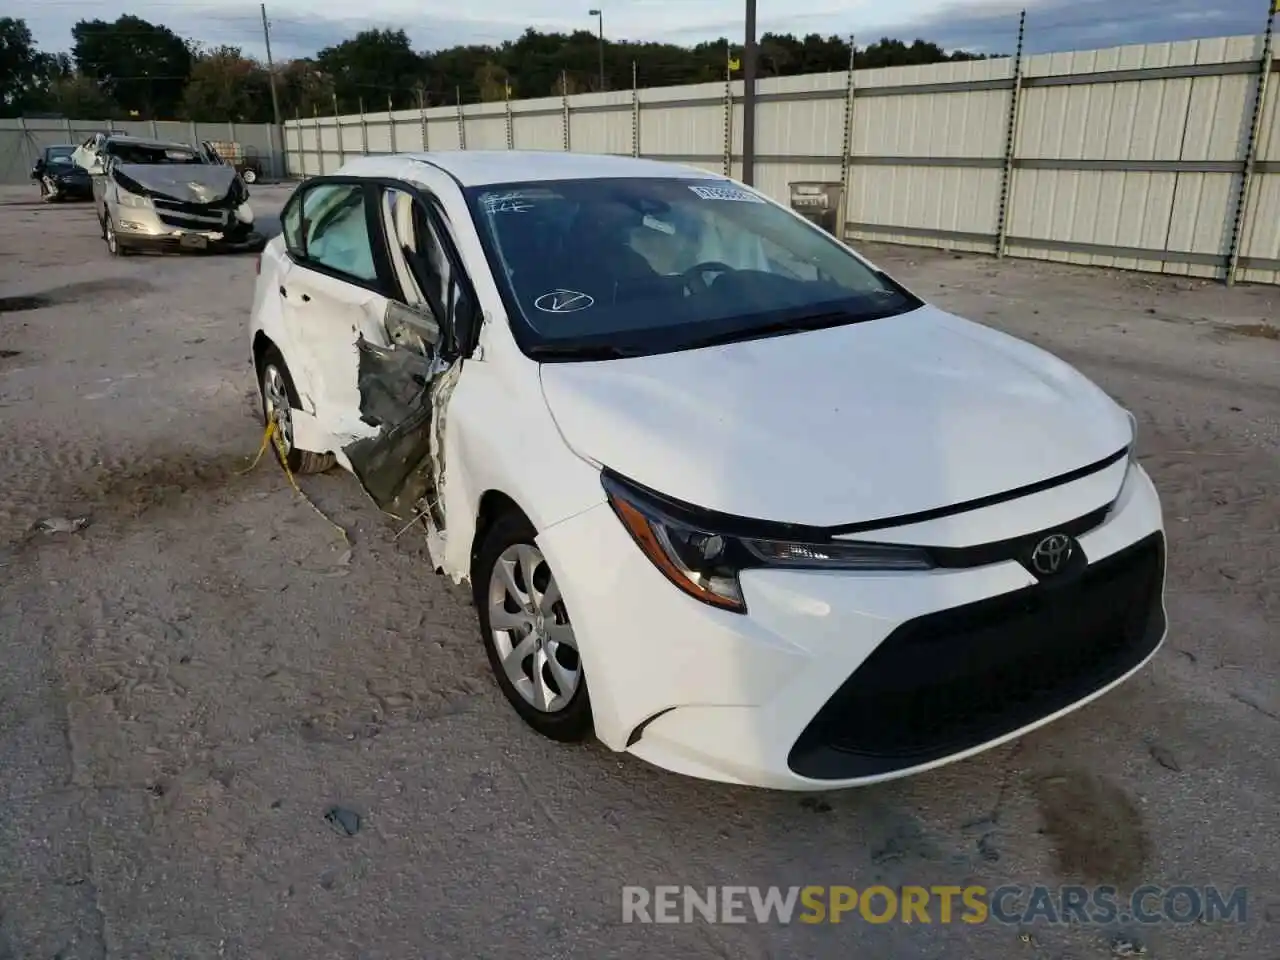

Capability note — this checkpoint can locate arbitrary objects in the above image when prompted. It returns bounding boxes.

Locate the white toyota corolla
[249,151,1166,790]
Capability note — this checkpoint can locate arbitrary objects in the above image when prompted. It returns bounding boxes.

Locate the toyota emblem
[1030,533,1074,576]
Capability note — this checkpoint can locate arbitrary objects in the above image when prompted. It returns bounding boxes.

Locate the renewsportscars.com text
[621,885,1248,925]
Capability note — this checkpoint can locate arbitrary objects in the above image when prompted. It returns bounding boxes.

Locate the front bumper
[535,460,1166,790]
[116,230,266,254]
[114,207,264,253]
[113,193,262,252]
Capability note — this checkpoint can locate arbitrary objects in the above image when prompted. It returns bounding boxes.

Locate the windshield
[108,143,204,165]
[465,177,921,359]
[45,147,75,164]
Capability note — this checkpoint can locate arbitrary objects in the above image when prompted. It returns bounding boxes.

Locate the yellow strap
[239,417,349,544]
[236,419,277,476]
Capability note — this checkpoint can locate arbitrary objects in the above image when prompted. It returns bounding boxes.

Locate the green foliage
[317,28,424,113]
[72,15,193,118]
[278,60,336,119]
[7,14,993,122]
[182,46,273,122]
[0,17,59,115]
[47,72,121,118]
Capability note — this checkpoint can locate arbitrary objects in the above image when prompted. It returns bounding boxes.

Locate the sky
[16,0,1266,63]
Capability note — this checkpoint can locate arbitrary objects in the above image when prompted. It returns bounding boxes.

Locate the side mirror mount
[384,299,440,354]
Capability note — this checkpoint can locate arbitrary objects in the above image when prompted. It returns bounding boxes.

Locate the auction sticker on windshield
[688,185,765,203]
[534,289,595,313]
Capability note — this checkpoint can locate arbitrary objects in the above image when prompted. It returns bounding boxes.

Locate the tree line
[0,14,994,123]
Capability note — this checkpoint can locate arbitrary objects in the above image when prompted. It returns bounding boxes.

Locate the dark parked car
[31,145,93,201]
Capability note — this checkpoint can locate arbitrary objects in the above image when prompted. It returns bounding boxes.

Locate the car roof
[332,150,725,187]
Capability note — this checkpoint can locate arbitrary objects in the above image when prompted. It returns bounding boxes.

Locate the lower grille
[157,210,228,229]
[787,532,1166,780]
[154,197,232,230]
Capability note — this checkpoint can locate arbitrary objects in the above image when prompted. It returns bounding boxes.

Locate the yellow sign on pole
[727,56,741,71]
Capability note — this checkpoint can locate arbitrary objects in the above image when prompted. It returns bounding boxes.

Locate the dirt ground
[0,181,1277,960]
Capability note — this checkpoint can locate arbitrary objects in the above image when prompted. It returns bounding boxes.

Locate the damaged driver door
[280,177,478,526]
[341,184,481,526]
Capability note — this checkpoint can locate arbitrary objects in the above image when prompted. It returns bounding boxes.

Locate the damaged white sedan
[78,135,264,255]
[249,152,1166,790]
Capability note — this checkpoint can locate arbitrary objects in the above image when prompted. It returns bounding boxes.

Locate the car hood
[114,164,237,203]
[538,304,1131,527]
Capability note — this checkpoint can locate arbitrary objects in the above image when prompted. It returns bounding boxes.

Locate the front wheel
[474,511,592,742]
[104,216,130,256]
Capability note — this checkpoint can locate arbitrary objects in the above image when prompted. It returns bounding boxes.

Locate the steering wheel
[680,260,735,294]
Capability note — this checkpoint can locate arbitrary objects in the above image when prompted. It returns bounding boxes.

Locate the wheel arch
[470,489,530,577]
[252,332,302,407]
[252,330,274,377]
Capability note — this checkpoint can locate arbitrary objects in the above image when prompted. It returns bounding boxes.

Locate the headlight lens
[118,192,152,209]
[1125,409,1139,463]
[603,473,933,614]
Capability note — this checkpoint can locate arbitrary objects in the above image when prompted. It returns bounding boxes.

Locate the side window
[296,183,377,283]
[381,188,429,307]
[380,186,478,355]
[281,191,304,254]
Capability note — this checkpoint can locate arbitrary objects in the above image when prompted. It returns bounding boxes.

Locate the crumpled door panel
[342,301,458,527]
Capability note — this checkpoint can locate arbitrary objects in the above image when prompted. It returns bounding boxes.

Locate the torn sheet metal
[342,305,461,527]
[344,336,440,514]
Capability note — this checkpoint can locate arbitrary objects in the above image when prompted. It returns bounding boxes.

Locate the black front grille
[154,198,229,230]
[788,532,1166,780]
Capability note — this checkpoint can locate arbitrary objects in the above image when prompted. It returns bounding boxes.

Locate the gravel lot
[1,181,1277,960]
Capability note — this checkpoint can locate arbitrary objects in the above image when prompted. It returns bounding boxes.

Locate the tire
[257,347,336,475]
[242,169,258,184]
[104,216,130,256]
[473,510,593,742]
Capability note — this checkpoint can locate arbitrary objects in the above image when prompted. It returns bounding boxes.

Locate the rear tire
[474,510,593,743]
[258,347,336,475]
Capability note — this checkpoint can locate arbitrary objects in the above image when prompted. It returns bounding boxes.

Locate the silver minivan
[77,134,264,255]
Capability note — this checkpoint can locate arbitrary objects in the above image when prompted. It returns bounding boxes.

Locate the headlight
[603,472,933,614]
[1125,409,1139,463]
[118,193,152,209]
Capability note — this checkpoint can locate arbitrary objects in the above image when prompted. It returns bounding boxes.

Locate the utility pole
[589,9,605,91]
[260,3,282,128]
[742,0,757,185]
